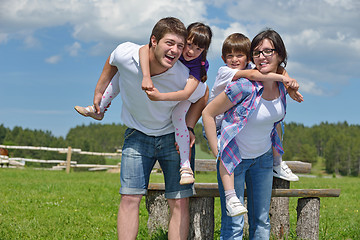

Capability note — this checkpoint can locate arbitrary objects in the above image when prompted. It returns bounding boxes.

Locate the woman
[203,29,293,239]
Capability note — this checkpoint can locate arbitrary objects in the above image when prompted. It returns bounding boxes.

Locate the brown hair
[149,17,187,47]
[222,33,251,61]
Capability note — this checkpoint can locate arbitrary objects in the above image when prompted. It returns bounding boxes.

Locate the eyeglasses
[252,49,276,58]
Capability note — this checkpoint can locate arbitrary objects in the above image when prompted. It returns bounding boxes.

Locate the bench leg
[145,190,169,235]
[296,197,320,240]
[270,177,290,239]
[189,197,214,240]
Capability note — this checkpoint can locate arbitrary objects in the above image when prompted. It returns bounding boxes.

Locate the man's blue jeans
[217,148,273,240]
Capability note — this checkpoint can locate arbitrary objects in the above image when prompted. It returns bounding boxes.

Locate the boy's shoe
[273,161,299,181]
[179,167,195,185]
[74,105,104,120]
[226,196,248,217]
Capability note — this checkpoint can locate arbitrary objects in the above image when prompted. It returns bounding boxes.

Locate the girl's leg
[172,100,193,184]
[99,71,120,112]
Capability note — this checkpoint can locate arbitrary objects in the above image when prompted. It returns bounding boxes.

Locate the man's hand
[174,130,196,159]
[93,92,103,114]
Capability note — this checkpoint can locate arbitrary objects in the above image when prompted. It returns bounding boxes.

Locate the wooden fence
[0,145,122,173]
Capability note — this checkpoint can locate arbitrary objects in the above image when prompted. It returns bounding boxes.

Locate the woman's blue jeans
[217,148,273,240]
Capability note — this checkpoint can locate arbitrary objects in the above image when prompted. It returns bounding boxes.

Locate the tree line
[1,121,359,176]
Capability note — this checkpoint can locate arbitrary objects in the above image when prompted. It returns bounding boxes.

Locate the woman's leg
[245,148,273,239]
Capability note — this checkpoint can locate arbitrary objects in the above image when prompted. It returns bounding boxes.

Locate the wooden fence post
[66,146,72,174]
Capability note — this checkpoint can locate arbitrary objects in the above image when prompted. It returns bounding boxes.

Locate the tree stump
[270,177,290,239]
[296,197,320,240]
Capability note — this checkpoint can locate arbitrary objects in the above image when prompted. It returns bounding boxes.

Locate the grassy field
[1,166,359,239]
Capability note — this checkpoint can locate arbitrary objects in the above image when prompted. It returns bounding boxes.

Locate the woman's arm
[139,44,154,90]
[145,76,200,101]
[202,91,235,157]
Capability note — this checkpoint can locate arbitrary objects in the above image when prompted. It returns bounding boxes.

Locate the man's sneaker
[74,105,104,120]
[273,161,299,181]
[226,196,248,217]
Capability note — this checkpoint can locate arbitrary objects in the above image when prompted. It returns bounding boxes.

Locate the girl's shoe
[74,105,104,120]
[179,167,195,185]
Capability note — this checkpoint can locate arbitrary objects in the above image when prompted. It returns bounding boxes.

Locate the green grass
[1,168,359,239]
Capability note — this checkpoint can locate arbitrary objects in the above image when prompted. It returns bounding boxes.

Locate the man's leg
[167,198,190,240]
[117,194,142,240]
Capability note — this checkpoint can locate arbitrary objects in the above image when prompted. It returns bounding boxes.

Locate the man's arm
[185,86,209,147]
[93,56,118,114]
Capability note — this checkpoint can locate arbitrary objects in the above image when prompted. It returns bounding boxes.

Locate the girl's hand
[145,87,162,101]
[282,76,299,90]
[142,77,154,90]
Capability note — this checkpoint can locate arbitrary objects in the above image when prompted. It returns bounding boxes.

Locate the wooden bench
[146,160,341,240]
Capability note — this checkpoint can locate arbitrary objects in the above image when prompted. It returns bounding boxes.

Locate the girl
[203,29,297,239]
[140,22,212,185]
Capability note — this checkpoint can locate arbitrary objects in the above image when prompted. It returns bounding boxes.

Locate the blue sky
[1,0,359,137]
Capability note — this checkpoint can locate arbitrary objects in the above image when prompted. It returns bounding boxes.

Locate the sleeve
[224,79,251,105]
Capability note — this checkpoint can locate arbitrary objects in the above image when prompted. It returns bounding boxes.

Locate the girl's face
[222,51,248,70]
[182,39,204,61]
[253,38,281,74]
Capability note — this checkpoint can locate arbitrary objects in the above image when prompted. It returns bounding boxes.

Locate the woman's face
[253,38,281,74]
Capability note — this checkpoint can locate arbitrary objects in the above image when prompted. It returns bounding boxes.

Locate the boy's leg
[118,128,157,238]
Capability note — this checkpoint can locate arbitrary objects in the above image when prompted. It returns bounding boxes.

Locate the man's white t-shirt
[109,42,204,136]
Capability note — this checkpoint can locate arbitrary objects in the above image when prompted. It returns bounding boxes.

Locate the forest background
[1,121,359,177]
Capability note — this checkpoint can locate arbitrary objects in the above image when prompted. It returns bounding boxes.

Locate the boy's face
[222,51,248,70]
[151,33,185,70]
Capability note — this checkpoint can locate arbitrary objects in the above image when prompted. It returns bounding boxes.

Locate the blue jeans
[217,148,273,240]
[120,128,195,199]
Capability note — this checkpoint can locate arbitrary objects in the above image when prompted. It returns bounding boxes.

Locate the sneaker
[179,167,195,185]
[226,196,248,217]
[74,105,104,120]
[273,161,299,181]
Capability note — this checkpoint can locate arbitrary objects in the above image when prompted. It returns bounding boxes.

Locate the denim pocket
[124,128,137,140]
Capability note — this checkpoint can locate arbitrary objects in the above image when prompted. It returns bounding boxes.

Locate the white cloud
[45,55,61,64]
[66,42,81,56]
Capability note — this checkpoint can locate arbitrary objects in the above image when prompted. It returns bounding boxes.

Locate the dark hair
[187,22,212,83]
[222,33,251,61]
[250,28,287,67]
[149,17,187,47]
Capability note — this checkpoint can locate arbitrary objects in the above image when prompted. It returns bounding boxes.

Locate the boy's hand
[282,76,299,90]
[288,88,304,103]
[142,77,154,91]
[145,88,162,101]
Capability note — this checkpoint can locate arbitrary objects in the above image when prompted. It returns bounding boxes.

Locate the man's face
[151,33,185,70]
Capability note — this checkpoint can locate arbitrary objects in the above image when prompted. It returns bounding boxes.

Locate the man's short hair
[149,17,188,46]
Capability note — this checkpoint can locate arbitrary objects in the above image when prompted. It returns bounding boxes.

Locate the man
[93,17,208,239]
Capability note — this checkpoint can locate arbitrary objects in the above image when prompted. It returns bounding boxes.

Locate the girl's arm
[234,69,299,90]
[145,76,200,101]
[139,44,154,90]
[202,91,234,157]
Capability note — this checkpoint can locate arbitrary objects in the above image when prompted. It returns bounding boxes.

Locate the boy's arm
[139,44,154,90]
[234,69,299,90]
[145,76,200,101]
[93,56,118,114]
[281,69,304,103]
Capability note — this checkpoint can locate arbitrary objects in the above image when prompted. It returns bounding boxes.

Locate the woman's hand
[288,88,304,103]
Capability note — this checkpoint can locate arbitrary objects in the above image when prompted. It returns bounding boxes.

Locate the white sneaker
[273,161,299,181]
[226,196,248,217]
